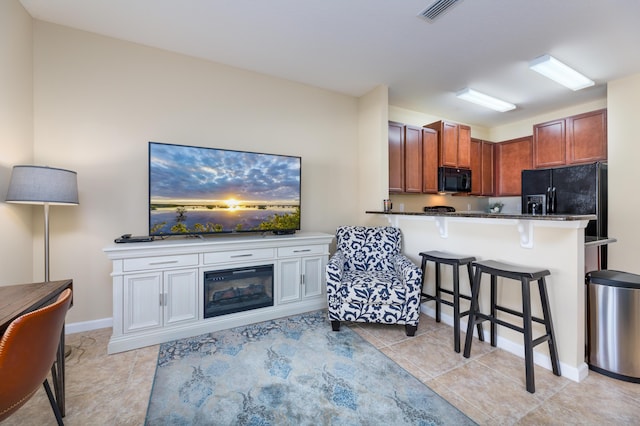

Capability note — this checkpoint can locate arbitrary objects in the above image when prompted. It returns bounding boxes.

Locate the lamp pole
[44,202,50,282]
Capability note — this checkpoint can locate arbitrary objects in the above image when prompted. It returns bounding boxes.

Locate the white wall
[0,0,34,286]
[607,73,640,273]
[357,85,389,223]
[32,21,361,323]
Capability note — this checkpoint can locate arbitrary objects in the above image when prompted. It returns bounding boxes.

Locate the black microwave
[438,167,472,193]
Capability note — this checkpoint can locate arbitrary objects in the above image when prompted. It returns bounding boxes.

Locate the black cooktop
[423,206,456,213]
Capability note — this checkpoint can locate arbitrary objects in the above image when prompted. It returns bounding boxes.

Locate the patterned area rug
[145,310,476,425]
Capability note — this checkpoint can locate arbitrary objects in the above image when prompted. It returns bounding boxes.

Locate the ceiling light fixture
[455,88,516,112]
[529,54,594,91]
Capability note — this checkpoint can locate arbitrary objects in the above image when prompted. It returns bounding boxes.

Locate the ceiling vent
[417,0,463,22]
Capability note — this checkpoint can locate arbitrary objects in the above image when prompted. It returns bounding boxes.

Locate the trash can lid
[586,270,640,289]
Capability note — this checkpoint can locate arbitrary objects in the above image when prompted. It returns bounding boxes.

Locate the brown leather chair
[0,288,72,425]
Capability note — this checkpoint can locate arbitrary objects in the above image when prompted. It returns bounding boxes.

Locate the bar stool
[463,260,561,393]
[419,251,484,352]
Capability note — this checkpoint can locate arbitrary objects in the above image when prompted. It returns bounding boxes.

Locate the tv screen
[149,142,301,236]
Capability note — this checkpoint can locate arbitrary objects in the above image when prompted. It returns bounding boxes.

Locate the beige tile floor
[4,313,640,425]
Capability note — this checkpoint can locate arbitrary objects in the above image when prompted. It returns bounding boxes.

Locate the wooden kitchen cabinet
[388,121,404,193]
[470,138,494,196]
[388,121,424,194]
[568,109,607,164]
[422,127,439,193]
[458,125,471,168]
[404,125,423,193]
[533,109,607,168]
[494,136,532,196]
[533,119,565,168]
[424,120,471,168]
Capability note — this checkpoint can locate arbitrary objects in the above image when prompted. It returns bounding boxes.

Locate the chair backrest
[0,288,72,421]
[336,226,402,271]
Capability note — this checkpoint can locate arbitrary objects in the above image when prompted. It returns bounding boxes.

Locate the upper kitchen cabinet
[568,109,607,164]
[388,121,423,194]
[424,120,471,168]
[388,121,405,193]
[470,138,494,196]
[533,109,607,168]
[404,124,423,193]
[422,127,439,193]
[533,119,565,168]
[494,136,532,196]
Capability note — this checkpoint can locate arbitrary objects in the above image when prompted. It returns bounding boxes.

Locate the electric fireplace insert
[204,264,274,318]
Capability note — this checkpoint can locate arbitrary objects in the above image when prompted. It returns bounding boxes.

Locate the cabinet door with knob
[277,245,326,304]
[424,120,471,168]
[568,109,607,164]
[422,127,439,193]
[533,109,607,168]
[123,268,198,333]
[388,121,405,193]
[404,125,423,193]
[470,138,495,196]
[494,136,532,196]
[164,269,199,326]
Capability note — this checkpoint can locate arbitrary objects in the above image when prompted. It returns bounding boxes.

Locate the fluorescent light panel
[455,88,516,112]
[529,54,594,91]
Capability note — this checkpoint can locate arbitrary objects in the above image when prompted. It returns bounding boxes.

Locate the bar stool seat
[463,259,561,393]
[419,251,484,352]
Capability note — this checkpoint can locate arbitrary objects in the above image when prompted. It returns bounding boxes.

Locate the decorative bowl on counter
[488,202,504,213]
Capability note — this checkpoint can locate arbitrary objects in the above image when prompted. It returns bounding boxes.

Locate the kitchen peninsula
[367,210,598,383]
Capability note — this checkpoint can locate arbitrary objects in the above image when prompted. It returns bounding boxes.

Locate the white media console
[103,232,333,354]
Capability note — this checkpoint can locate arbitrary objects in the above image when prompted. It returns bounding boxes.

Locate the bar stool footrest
[495,304,549,326]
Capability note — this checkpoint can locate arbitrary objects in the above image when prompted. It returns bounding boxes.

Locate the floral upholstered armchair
[326,226,423,336]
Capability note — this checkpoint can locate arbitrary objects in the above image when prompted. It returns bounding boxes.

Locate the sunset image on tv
[149,142,301,235]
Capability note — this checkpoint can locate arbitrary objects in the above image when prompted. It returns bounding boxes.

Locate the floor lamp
[5,165,79,282]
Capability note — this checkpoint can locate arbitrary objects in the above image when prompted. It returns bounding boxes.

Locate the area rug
[145,310,476,425]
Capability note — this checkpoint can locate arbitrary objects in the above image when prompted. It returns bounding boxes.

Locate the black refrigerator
[521,162,608,264]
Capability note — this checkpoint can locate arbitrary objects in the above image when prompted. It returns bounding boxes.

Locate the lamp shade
[6,165,79,205]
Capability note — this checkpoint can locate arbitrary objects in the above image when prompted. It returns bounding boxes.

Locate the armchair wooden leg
[405,324,417,336]
[331,320,341,331]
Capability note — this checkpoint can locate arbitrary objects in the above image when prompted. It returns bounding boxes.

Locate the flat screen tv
[149,142,301,236]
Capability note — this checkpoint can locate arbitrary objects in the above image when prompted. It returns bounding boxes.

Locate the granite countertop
[365,210,597,221]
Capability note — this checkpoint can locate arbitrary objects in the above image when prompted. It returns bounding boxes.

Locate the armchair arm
[326,250,346,313]
[392,254,423,290]
[391,254,423,320]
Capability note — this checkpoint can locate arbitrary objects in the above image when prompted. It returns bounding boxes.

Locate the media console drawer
[123,254,199,272]
[203,248,275,265]
[277,245,326,257]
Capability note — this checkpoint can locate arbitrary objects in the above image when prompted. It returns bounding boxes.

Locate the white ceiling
[19,0,640,128]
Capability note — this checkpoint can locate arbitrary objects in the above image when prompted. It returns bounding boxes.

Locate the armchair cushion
[336,226,400,271]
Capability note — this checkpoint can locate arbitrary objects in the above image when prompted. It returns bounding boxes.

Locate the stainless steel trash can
[586,270,640,383]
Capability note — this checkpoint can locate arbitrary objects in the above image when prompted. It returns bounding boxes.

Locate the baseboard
[419,304,588,383]
[66,317,112,334]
